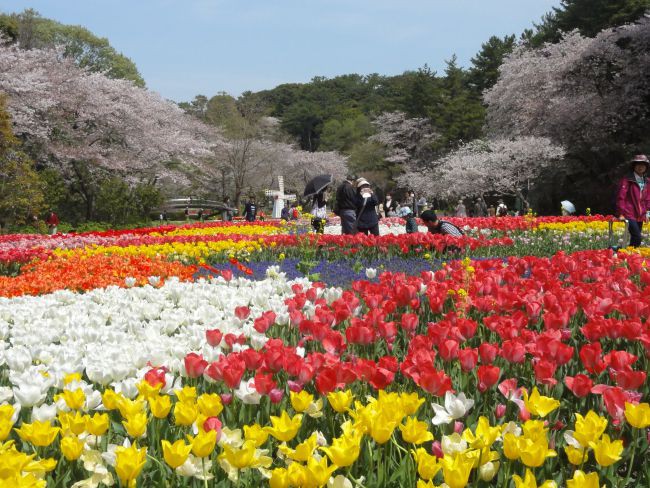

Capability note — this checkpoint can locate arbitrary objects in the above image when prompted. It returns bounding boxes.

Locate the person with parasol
[304,174,334,234]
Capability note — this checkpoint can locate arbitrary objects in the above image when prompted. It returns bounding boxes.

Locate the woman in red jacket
[617,155,650,247]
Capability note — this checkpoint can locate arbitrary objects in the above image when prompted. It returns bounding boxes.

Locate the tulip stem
[624,428,638,486]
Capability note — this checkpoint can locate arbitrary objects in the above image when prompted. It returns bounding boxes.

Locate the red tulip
[184,353,207,379]
[579,342,606,375]
[235,306,251,320]
[438,339,459,362]
[477,365,501,393]
[222,357,246,388]
[533,359,557,386]
[205,329,223,347]
[401,313,419,333]
[203,417,222,440]
[479,343,499,364]
[418,367,453,397]
[254,372,277,395]
[269,388,284,403]
[495,404,506,419]
[564,374,593,398]
[458,348,478,372]
[144,367,167,388]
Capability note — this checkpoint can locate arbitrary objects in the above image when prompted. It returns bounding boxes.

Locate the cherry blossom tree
[485,16,650,161]
[400,137,565,208]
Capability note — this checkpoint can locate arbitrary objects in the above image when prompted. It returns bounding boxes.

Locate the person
[420,210,464,237]
[496,200,508,217]
[311,191,328,233]
[280,205,290,221]
[383,193,397,217]
[560,200,576,216]
[455,199,467,217]
[222,197,234,221]
[408,191,418,217]
[197,208,204,221]
[290,202,300,220]
[355,178,380,236]
[398,206,418,234]
[617,154,650,247]
[45,210,59,235]
[244,196,257,222]
[184,206,190,221]
[335,174,358,235]
[488,205,496,217]
[474,197,488,217]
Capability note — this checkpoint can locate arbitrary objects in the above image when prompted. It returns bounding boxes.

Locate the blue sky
[2,0,560,101]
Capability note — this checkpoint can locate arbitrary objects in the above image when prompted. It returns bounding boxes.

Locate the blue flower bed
[195,257,443,287]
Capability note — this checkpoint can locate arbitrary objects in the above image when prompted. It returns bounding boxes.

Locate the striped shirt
[431,220,464,237]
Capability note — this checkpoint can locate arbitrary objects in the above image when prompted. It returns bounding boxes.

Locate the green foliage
[93,178,162,225]
[0,9,144,86]
[319,110,373,153]
[468,35,517,94]
[0,94,45,224]
[528,0,650,45]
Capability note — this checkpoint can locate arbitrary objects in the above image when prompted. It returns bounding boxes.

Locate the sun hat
[397,207,412,218]
[632,155,649,163]
[355,177,370,188]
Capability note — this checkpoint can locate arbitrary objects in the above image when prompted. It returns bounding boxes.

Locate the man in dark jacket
[335,175,358,235]
[244,196,257,222]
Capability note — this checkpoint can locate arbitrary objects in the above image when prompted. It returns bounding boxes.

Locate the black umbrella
[303,174,333,197]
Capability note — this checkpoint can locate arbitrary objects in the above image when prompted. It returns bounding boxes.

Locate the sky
[2,0,560,102]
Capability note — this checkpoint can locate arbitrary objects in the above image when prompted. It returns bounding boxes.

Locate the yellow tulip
[0,405,15,422]
[522,387,560,418]
[15,421,60,447]
[174,401,198,427]
[512,468,558,488]
[265,411,303,442]
[412,448,442,480]
[290,390,313,413]
[61,435,85,461]
[162,439,192,469]
[565,445,589,465]
[59,411,88,436]
[101,389,122,410]
[123,412,148,439]
[188,429,217,458]
[441,450,478,488]
[136,380,162,400]
[567,470,600,488]
[86,412,109,437]
[197,393,223,417]
[573,411,608,447]
[589,434,623,467]
[23,457,57,475]
[269,467,290,488]
[148,394,172,419]
[63,372,82,385]
[320,432,362,467]
[62,388,86,410]
[503,433,521,460]
[174,386,198,404]
[462,416,500,450]
[400,417,434,445]
[624,402,650,429]
[327,390,354,413]
[0,418,13,442]
[287,462,309,487]
[218,440,256,469]
[278,433,317,462]
[243,423,269,447]
[370,411,398,444]
[115,443,147,486]
[518,436,557,468]
[0,445,35,478]
[305,455,337,487]
[399,392,425,415]
[116,397,146,419]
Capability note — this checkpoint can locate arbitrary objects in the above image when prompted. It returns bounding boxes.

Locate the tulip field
[0,216,649,488]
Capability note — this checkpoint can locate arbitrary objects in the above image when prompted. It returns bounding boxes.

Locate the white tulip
[441,433,468,456]
[365,268,377,279]
[234,379,261,405]
[13,384,46,407]
[32,403,57,422]
[431,391,474,425]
